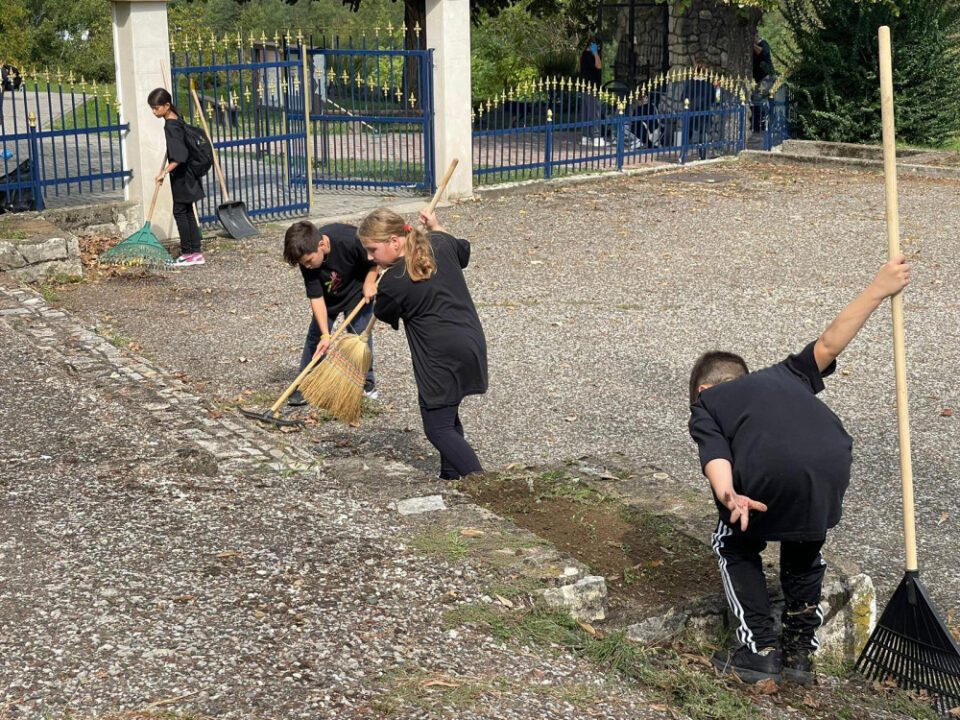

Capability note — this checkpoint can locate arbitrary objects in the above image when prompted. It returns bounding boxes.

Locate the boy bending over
[688,256,910,684]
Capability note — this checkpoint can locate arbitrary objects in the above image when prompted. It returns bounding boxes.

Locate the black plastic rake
[855,27,960,717]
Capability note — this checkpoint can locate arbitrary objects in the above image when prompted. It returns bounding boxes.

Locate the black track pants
[712,519,826,652]
[418,398,483,480]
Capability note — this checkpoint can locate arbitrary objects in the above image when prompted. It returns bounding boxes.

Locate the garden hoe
[854,27,960,716]
[239,296,374,428]
[189,81,258,240]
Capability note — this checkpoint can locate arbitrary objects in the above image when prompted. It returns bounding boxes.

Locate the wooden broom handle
[146,155,168,224]
[269,277,383,414]
[189,81,231,201]
[879,26,918,573]
[426,159,458,214]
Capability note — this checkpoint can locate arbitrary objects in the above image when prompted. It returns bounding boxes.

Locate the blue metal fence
[170,35,311,224]
[169,30,435,224]
[473,68,750,185]
[756,83,790,151]
[304,35,434,192]
[0,71,129,212]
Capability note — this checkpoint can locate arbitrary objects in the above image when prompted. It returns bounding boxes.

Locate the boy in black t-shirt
[688,256,910,685]
[283,221,379,406]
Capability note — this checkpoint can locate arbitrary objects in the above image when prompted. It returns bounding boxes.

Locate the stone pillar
[111,0,175,239]
[425,0,473,201]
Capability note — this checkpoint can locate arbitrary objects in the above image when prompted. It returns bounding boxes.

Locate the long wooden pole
[878,25,917,574]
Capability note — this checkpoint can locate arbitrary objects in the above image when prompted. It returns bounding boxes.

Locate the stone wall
[613,1,759,83]
[0,217,82,284]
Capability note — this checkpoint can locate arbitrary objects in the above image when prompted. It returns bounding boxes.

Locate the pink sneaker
[169,253,205,268]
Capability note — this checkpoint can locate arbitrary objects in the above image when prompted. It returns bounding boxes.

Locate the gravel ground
[0,315,678,719]
[57,159,960,624]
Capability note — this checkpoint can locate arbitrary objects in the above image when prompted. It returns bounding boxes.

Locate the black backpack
[183,122,213,177]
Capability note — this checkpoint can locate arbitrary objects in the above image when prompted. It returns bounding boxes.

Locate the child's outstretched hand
[870,253,911,300]
[723,490,768,532]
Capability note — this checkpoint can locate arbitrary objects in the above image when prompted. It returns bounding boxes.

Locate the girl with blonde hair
[358,207,487,479]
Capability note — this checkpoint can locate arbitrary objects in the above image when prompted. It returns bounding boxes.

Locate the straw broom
[298,158,460,424]
[299,312,376,424]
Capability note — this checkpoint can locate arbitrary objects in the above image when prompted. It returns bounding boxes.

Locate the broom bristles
[301,333,372,424]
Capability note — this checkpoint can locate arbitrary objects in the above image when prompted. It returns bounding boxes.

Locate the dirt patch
[458,469,717,607]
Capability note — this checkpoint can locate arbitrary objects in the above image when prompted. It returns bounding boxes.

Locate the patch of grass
[107,333,134,349]
[408,528,470,560]
[370,666,490,716]
[37,284,60,302]
[443,603,759,720]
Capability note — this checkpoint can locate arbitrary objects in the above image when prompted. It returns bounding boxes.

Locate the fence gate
[301,33,434,192]
[170,35,311,225]
[170,30,435,225]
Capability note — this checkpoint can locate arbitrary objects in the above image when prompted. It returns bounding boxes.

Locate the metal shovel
[189,83,259,239]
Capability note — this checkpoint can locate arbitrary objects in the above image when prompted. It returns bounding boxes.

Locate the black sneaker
[782,648,814,685]
[363,379,379,400]
[287,390,308,407]
[712,646,781,683]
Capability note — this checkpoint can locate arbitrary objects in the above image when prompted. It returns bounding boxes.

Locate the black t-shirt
[299,223,374,319]
[374,231,488,408]
[163,117,204,203]
[579,48,602,88]
[688,341,853,541]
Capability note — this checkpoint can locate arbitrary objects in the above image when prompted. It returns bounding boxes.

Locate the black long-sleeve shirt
[163,117,204,204]
[374,232,487,408]
[689,342,853,541]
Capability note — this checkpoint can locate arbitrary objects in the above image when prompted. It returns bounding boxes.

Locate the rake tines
[856,573,960,716]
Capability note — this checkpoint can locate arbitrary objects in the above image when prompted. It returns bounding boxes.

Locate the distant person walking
[752,32,777,95]
[578,36,606,147]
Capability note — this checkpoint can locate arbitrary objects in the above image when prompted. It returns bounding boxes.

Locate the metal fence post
[27,112,44,212]
[544,108,553,180]
[301,43,314,212]
[679,98,689,165]
[616,105,625,171]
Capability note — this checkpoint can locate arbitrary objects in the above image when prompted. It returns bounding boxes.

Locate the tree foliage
[1,0,113,81]
[783,0,960,145]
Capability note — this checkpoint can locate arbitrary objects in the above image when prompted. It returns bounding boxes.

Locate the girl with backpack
[147,88,205,267]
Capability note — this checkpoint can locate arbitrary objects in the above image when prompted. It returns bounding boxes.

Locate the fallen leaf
[947,706,960,717]
[216,550,241,558]
[938,512,950,526]
[460,527,485,538]
[802,694,818,708]
[753,678,778,695]
[649,559,664,568]
[208,410,223,419]
[576,620,602,638]
[422,679,460,689]
[494,594,514,608]
[942,408,954,417]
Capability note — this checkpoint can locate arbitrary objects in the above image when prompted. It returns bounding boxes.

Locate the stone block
[19,237,68,264]
[6,258,82,283]
[0,241,26,270]
[397,495,447,515]
[542,575,607,622]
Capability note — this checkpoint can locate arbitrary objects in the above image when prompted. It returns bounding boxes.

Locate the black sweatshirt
[688,342,853,541]
[299,223,374,319]
[374,231,487,409]
[163,117,204,204]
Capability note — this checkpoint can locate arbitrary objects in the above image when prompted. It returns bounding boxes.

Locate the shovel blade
[217,201,259,239]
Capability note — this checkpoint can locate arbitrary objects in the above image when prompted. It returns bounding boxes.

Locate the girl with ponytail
[358,207,487,480]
